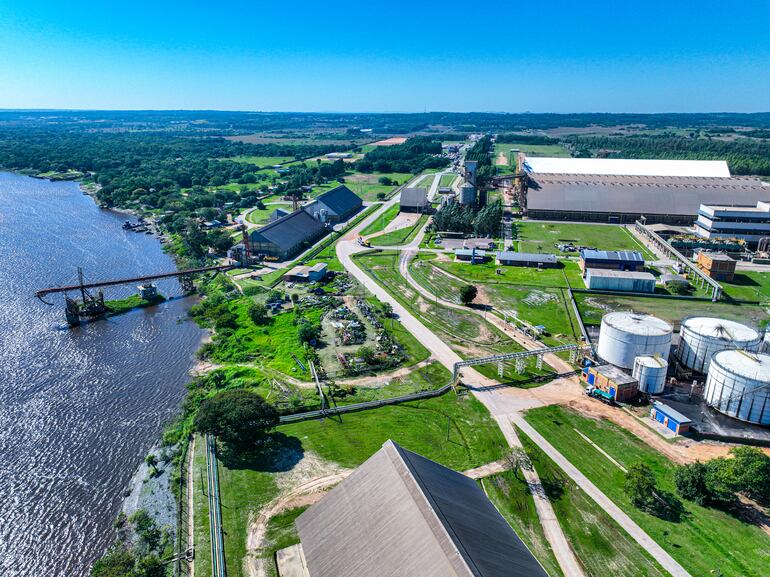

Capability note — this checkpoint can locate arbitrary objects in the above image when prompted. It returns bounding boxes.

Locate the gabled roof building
[248,209,327,260]
[295,440,548,577]
[304,185,362,223]
[400,187,430,212]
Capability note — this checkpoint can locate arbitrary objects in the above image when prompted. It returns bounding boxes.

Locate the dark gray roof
[309,184,362,217]
[297,440,548,577]
[528,174,769,216]
[580,249,644,262]
[497,251,557,263]
[401,187,429,207]
[249,209,325,250]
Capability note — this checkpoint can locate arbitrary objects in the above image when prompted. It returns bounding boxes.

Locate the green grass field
[439,173,457,187]
[515,221,654,258]
[432,257,584,288]
[524,406,770,577]
[721,271,770,302]
[360,203,400,236]
[574,292,769,328]
[278,393,507,470]
[244,203,291,225]
[368,214,427,246]
[340,171,412,202]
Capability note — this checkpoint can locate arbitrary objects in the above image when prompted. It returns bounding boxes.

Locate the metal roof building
[248,209,327,260]
[579,249,645,272]
[523,157,731,178]
[304,185,362,223]
[525,173,769,224]
[400,187,430,212]
[296,440,549,577]
[496,251,558,267]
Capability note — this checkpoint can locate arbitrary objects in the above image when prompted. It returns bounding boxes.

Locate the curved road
[336,200,692,577]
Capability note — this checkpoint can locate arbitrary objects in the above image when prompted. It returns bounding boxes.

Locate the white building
[694,201,770,246]
[522,156,731,178]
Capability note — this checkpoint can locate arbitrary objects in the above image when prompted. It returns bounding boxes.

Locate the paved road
[513,415,692,577]
[335,203,586,577]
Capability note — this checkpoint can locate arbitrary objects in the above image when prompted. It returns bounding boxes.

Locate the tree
[297,319,321,344]
[358,345,378,365]
[378,176,394,185]
[136,554,165,577]
[460,284,478,306]
[144,454,159,477]
[381,302,393,318]
[505,448,533,480]
[625,463,659,512]
[90,546,136,577]
[725,446,770,505]
[248,301,269,325]
[675,460,734,508]
[194,390,279,449]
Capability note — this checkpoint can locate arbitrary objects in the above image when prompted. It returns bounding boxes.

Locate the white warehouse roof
[523,157,731,178]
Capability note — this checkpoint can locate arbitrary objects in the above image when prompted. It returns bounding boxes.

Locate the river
[0,172,205,577]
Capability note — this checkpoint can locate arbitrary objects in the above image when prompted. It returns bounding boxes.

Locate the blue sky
[0,0,769,112]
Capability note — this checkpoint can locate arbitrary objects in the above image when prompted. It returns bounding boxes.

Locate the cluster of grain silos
[593,310,769,426]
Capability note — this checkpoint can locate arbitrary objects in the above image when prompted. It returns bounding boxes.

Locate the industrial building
[247,209,327,260]
[704,350,770,426]
[581,363,639,402]
[579,249,645,272]
[284,262,328,283]
[584,269,656,293]
[303,185,362,223]
[694,201,770,246]
[294,440,549,577]
[523,171,769,224]
[650,402,692,435]
[597,312,673,370]
[495,251,557,268]
[695,251,736,281]
[399,187,430,213]
[677,317,762,374]
[523,157,732,178]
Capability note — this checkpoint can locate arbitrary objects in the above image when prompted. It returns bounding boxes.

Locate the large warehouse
[522,157,770,224]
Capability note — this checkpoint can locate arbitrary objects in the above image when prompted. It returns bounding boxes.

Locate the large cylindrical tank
[704,350,770,425]
[459,183,476,205]
[597,312,673,369]
[678,317,761,374]
[632,355,668,394]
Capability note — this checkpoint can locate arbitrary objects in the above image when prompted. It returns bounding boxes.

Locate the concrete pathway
[512,414,692,577]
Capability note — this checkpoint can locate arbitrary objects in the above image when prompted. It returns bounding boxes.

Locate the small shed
[496,251,557,268]
[285,262,328,283]
[581,363,639,402]
[650,401,692,435]
[454,248,488,263]
[584,269,656,293]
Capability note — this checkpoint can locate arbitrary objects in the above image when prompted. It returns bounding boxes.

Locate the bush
[248,301,270,325]
[625,462,659,512]
[297,319,321,344]
[460,284,478,306]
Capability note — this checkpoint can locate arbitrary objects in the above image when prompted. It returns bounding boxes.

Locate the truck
[585,385,614,405]
[357,236,371,247]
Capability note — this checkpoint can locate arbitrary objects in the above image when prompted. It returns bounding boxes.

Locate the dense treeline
[356,137,448,173]
[566,134,770,175]
[432,200,502,237]
[495,133,559,145]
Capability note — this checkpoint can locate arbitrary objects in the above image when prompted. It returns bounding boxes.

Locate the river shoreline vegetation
[5,110,770,576]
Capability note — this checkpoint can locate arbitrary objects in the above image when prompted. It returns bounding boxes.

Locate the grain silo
[704,350,770,425]
[459,183,476,206]
[632,355,668,395]
[678,317,761,374]
[597,312,673,369]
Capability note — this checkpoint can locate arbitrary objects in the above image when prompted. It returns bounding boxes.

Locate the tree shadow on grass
[647,491,688,524]
[218,432,304,473]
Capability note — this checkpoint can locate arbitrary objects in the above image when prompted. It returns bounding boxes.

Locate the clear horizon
[1,0,769,113]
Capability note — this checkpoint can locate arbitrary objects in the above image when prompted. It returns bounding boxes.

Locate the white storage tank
[678,317,761,374]
[704,350,770,425]
[597,312,673,369]
[633,355,668,394]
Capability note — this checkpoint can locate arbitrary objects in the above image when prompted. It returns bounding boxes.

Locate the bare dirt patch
[370,137,408,146]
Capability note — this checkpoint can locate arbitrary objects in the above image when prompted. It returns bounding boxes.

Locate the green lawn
[244,203,291,225]
[510,432,668,577]
[515,221,654,258]
[193,437,213,577]
[278,393,508,470]
[420,174,436,190]
[574,292,769,328]
[721,271,770,302]
[257,507,307,577]
[340,171,412,202]
[524,406,770,577]
[439,173,457,187]
[432,257,584,288]
[369,214,427,246]
[360,203,400,236]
